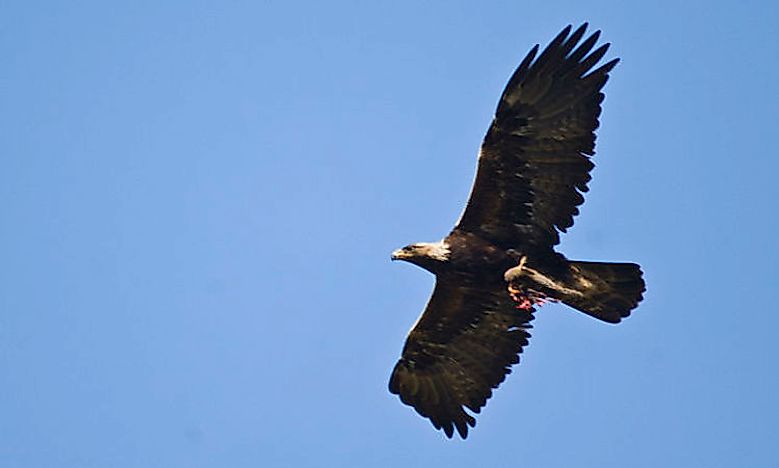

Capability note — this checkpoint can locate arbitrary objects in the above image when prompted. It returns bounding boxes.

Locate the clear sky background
[2,1,778,467]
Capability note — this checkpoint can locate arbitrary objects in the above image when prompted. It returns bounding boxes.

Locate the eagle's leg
[504,255,527,283]
[507,256,532,310]
[506,256,557,310]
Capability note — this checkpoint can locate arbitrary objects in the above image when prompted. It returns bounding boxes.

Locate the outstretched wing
[456,23,618,249]
[389,277,534,439]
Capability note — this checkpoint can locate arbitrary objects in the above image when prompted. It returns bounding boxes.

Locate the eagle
[389,24,645,439]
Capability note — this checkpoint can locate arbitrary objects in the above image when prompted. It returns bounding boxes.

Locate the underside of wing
[456,23,619,249]
[388,277,534,439]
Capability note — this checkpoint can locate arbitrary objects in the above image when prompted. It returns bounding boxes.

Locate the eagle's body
[389,24,645,439]
[393,234,567,295]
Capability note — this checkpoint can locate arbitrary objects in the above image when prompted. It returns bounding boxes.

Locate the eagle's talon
[510,285,557,311]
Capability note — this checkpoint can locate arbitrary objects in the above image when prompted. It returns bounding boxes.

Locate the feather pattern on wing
[388,277,534,439]
[456,23,619,248]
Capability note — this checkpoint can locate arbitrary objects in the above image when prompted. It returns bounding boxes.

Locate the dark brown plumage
[389,24,645,439]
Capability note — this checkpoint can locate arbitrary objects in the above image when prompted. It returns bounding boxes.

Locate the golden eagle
[389,24,645,439]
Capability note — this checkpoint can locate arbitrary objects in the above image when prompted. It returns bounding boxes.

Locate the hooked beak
[391,249,404,261]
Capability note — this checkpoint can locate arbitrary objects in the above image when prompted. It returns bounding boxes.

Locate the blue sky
[2,1,778,466]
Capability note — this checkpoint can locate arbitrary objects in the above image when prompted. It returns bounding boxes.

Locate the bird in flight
[389,24,645,439]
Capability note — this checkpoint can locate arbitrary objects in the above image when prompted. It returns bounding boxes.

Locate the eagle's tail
[562,261,645,324]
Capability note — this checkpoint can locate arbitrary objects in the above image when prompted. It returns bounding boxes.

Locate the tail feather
[563,261,645,323]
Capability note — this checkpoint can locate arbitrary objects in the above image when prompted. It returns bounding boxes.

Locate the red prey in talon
[508,283,557,310]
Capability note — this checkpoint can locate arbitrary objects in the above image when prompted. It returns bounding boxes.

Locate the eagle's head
[391,241,450,273]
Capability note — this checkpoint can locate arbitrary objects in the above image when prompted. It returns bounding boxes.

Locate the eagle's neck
[394,240,451,274]
[415,241,451,274]
[419,241,451,262]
